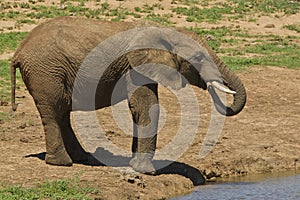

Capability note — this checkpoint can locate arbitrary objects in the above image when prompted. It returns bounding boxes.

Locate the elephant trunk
[201,40,247,116]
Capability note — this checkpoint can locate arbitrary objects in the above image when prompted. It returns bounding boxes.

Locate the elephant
[11,16,246,174]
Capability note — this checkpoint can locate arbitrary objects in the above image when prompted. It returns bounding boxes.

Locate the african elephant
[11,17,246,174]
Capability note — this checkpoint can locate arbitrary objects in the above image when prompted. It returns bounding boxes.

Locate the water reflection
[173,171,300,200]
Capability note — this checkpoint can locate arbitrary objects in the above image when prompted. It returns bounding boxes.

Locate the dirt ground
[0,1,300,199]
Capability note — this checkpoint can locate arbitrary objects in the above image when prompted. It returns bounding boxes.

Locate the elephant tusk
[210,81,236,94]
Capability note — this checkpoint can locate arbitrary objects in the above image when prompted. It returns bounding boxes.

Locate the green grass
[173,6,233,23]
[0,60,13,101]
[145,13,174,26]
[25,3,126,20]
[139,4,155,13]
[0,81,10,102]
[191,27,251,51]
[231,0,299,15]
[6,10,20,19]
[105,7,128,22]
[172,0,299,23]
[284,24,300,33]
[0,32,26,101]
[231,36,300,69]
[19,2,31,9]
[0,111,10,123]
[26,5,69,19]
[221,40,300,70]
[190,27,300,70]
[0,60,11,80]
[1,0,298,24]
[0,60,22,102]
[0,177,100,200]
[16,19,36,24]
[222,52,300,71]
[0,32,27,54]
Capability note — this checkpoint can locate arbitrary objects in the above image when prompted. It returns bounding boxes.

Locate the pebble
[264,24,275,28]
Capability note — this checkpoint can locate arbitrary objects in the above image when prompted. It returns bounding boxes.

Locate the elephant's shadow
[25,147,205,186]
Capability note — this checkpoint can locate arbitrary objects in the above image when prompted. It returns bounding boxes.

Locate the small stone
[20,138,29,143]
[0,100,8,106]
[264,24,275,28]
[59,4,66,10]
[123,174,136,184]
[18,123,26,129]
[19,123,26,129]
[204,169,218,179]
[205,35,216,41]
[127,177,135,184]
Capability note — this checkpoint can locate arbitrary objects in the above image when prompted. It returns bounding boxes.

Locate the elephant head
[199,38,247,116]
[125,27,246,116]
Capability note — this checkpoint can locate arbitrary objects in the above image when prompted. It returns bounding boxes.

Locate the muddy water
[173,171,300,200]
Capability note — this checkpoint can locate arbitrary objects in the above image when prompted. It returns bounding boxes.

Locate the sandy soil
[0,0,300,199]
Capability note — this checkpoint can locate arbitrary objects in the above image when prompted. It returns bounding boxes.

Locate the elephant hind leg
[28,74,87,165]
[37,104,73,166]
[60,113,88,163]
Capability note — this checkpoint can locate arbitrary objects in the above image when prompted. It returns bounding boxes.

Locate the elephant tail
[10,59,19,111]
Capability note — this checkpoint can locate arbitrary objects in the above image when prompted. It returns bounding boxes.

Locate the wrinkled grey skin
[11,17,246,174]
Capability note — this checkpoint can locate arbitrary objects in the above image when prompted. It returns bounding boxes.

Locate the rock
[264,24,275,28]
[117,167,147,188]
[203,169,221,179]
[0,100,8,106]
[205,34,216,41]
[18,123,26,129]
[58,4,66,10]
[20,137,29,143]
[123,173,146,188]
[124,174,136,183]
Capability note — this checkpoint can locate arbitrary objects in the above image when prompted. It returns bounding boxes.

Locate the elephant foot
[45,151,73,166]
[129,153,156,175]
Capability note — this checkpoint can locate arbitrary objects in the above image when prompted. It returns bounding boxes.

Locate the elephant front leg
[128,84,159,174]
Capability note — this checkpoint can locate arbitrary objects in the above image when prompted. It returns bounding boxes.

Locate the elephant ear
[127,49,156,67]
[126,48,184,90]
[178,56,207,90]
[125,26,176,68]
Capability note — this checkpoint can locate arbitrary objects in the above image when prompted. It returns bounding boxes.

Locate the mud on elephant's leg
[37,104,73,166]
[60,112,88,163]
[128,84,159,175]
